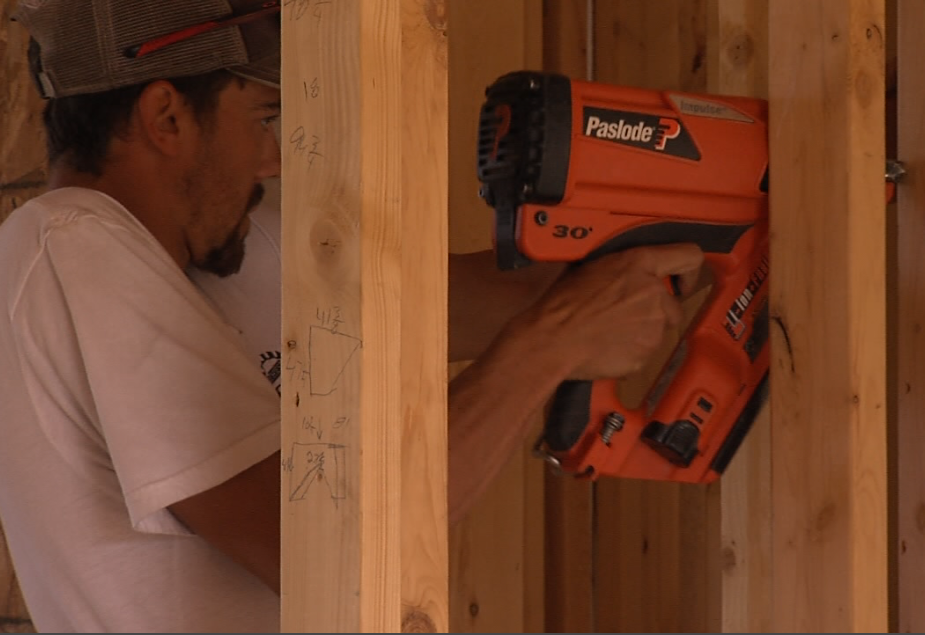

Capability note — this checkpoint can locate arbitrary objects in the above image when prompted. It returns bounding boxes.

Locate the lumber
[445,0,544,631]
[539,1,595,632]
[591,2,721,631]
[768,1,888,630]
[706,0,773,631]
[280,0,448,630]
[896,0,925,631]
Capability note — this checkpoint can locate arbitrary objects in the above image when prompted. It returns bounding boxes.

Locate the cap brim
[229,49,280,89]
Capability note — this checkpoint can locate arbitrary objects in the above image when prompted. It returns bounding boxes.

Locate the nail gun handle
[541,276,679,457]
[543,380,595,454]
[539,227,770,483]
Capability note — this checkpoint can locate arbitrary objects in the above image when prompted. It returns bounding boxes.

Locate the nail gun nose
[886,159,906,204]
[887,159,906,183]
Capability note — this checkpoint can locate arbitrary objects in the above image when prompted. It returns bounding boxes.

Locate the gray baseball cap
[13,0,281,99]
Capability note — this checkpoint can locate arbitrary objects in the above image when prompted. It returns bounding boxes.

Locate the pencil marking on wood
[283,442,347,505]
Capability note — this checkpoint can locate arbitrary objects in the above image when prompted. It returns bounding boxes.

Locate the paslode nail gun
[475,70,899,485]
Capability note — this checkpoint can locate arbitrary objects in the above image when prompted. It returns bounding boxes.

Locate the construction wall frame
[0,0,916,632]
[277,0,894,631]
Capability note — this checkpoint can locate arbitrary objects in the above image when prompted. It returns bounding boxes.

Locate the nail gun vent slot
[476,71,572,206]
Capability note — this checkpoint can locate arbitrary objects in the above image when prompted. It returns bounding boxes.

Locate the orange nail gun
[476,71,895,485]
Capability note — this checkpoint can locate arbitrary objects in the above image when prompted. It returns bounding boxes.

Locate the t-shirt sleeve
[13,212,280,536]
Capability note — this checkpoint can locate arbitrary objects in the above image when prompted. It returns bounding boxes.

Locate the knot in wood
[402,608,437,633]
[725,31,754,68]
[424,0,446,32]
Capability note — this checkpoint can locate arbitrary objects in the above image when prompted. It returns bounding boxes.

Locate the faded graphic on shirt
[260,351,282,396]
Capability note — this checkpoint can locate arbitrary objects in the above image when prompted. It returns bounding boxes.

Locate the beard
[196,183,265,277]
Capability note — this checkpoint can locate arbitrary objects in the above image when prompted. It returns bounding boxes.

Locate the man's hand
[512,243,704,381]
[447,243,703,524]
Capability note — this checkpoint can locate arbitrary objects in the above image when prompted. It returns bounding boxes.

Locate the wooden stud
[590,2,721,632]
[706,1,773,632]
[896,0,925,631]
[445,0,544,631]
[594,0,708,93]
[280,0,448,630]
[400,1,450,632]
[768,1,888,631]
[539,2,595,632]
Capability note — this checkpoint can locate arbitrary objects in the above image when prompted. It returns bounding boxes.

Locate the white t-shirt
[0,188,281,633]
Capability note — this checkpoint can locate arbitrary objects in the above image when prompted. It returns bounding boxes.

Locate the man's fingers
[632,243,705,279]
[645,243,703,281]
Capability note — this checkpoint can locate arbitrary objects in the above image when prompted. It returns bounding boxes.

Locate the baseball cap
[12,0,280,99]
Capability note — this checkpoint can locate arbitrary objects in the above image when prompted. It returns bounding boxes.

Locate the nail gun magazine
[476,70,770,485]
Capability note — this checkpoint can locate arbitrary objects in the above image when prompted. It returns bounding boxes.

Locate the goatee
[197,184,265,277]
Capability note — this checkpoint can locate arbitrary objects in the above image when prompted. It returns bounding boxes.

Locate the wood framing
[768,1,888,631]
[706,1,773,632]
[446,1,545,632]
[1,0,43,631]
[590,3,721,632]
[280,0,448,631]
[0,0,902,632]
[896,0,925,631]
[540,4,595,631]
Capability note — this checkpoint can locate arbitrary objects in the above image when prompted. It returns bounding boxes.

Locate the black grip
[585,221,753,259]
[544,380,593,452]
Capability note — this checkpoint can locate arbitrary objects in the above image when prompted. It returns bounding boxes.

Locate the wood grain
[594,0,708,92]
[590,2,720,632]
[446,1,545,632]
[400,0,449,632]
[281,0,448,630]
[705,1,773,632]
[768,1,888,631]
[538,2,595,632]
[896,0,925,631]
[281,0,368,628]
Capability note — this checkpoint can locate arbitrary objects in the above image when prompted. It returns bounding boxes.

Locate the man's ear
[135,80,194,156]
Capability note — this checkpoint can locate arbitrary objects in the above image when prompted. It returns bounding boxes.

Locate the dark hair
[37,39,239,175]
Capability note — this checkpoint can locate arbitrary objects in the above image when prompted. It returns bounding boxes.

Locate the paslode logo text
[584,115,681,151]
[581,107,700,160]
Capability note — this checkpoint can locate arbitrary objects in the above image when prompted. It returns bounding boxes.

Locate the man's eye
[261,115,280,127]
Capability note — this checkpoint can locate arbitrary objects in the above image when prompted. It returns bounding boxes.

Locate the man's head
[13,0,282,277]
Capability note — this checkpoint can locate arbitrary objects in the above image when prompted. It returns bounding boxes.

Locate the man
[0,0,703,632]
